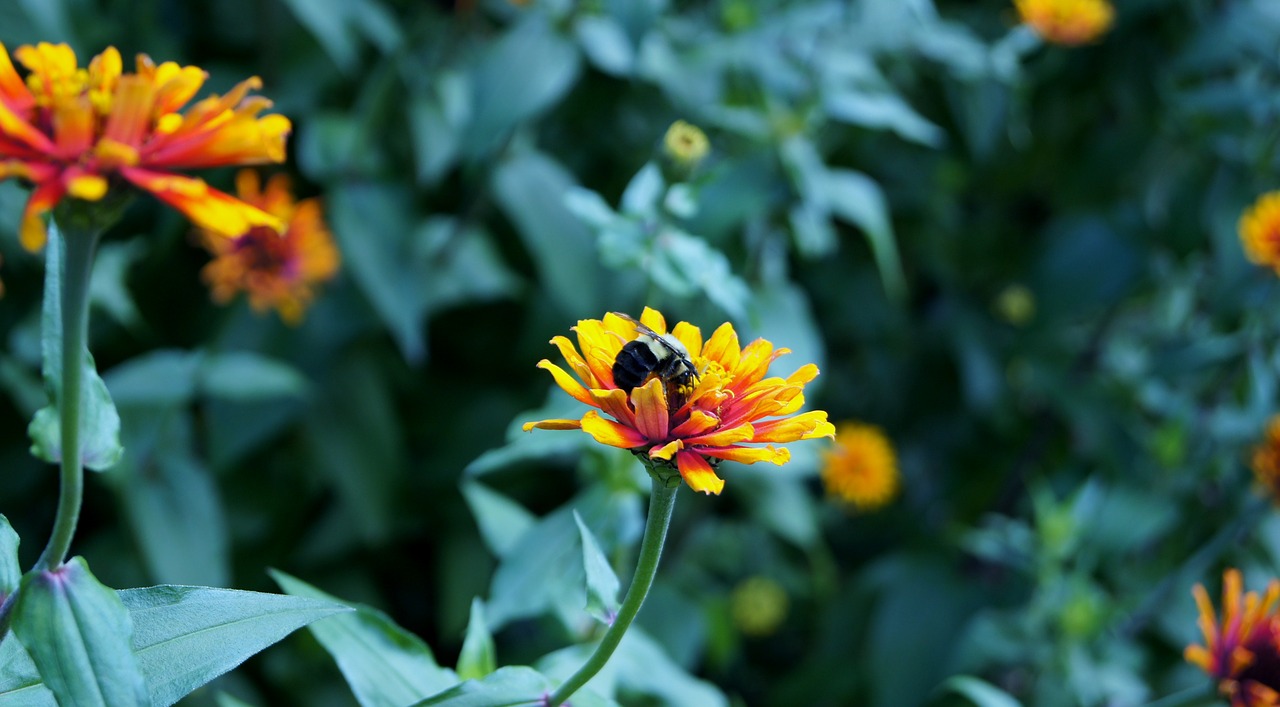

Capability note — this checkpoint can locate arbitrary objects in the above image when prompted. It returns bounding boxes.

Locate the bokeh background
[1,0,1278,705]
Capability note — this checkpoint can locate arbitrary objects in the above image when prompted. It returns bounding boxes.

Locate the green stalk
[546,479,679,707]
[33,222,101,572]
[1142,684,1216,707]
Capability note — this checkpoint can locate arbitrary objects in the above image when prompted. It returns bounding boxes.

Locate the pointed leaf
[0,634,55,705]
[574,512,620,624]
[28,223,122,471]
[823,168,905,300]
[197,352,309,402]
[461,483,536,559]
[457,599,495,681]
[270,570,457,707]
[412,666,551,707]
[938,676,1024,707]
[10,557,149,707]
[120,584,349,707]
[0,516,18,598]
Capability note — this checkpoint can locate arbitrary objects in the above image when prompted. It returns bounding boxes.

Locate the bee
[611,313,699,409]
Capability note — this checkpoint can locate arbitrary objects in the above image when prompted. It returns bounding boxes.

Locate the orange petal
[753,411,835,443]
[676,451,724,495]
[19,179,65,251]
[591,387,635,426]
[102,74,157,148]
[631,378,669,440]
[121,167,283,237]
[0,100,55,154]
[650,440,681,460]
[0,43,33,109]
[581,410,646,449]
[550,335,594,386]
[522,418,583,432]
[703,445,791,466]
[672,409,719,437]
[686,423,754,448]
[536,360,594,407]
[1183,644,1211,672]
[702,321,740,370]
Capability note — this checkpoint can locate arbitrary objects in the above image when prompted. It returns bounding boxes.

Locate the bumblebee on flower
[524,308,834,495]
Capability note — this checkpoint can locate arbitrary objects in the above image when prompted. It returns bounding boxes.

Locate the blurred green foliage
[1,0,1279,705]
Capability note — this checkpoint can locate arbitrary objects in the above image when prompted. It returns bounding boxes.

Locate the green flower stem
[546,478,679,707]
[1142,684,1216,707]
[34,222,101,572]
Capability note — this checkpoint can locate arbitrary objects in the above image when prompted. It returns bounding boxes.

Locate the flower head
[1252,415,1280,503]
[1241,192,1280,273]
[1015,0,1114,46]
[663,120,709,168]
[200,170,338,324]
[821,421,898,511]
[0,42,291,250]
[1186,569,1280,707]
[523,308,834,495]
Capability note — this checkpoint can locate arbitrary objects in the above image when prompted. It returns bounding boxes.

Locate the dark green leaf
[574,511,620,624]
[10,557,149,707]
[457,598,495,681]
[270,570,458,707]
[461,482,536,559]
[120,584,349,707]
[0,516,18,598]
[412,666,551,707]
[822,169,905,300]
[197,352,308,402]
[938,676,1024,707]
[103,350,200,408]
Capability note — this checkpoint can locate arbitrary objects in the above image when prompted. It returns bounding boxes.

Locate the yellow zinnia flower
[0,42,290,250]
[1241,192,1280,272]
[524,308,834,495]
[1015,0,1114,46]
[821,421,898,511]
[200,170,339,324]
[1186,569,1280,707]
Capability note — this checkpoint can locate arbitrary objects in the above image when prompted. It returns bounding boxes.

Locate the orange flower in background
[1186,569,1280,707]
[1241,192,1280,273]
[524,308,834,495]
[0,42,290,250]
[200,170,338,324]
[821,421,898,511]
[1015,0,1114,46]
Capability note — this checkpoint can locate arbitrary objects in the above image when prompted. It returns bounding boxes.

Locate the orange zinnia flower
[1014,0,1114,46]
[0,42,290,250]
[200,170,339,324]
[523,308,835,495]
[821,421,898,511]
[1241,192,1280,273]
[1186,569,1280,707]
[1252,415,1280,503]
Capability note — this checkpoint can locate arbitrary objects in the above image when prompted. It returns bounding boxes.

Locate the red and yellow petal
[753,411,836,443]
[702,321,741,371]
[19,178,65,251]
[591,387,634,426]
[121,167,283,237]
[672,409,719,437]
[0,43,33,110]
[631,378,669,440]
[702,445,791,466]
[582,410,647,449]
[536,359,595,407]
[685,422,754,448]
[676,450,724,495]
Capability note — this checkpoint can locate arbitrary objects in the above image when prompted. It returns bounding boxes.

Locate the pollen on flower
[821,421,898,511]
[1186,569,1280,707]
[200,170,339,325]
[524,308,834,495]
[0,42,290,250]
[1014,0,1114,46]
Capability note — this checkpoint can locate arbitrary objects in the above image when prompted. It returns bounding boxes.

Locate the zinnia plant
[1186,569,1280,707]
[525,307,833,705]
[1014,0,1115,46]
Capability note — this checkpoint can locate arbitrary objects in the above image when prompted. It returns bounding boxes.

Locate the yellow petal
[536,359,594,406]
[676,451,724,495]
[671,320,703,358]
[550,335,594,386]
[672,409,719,437]
[686,423,754,448]
[753,411,835,443]
[66,173,108,201]
[591,387,634,427]
[704,445,791,466]
[120,167,283,236]
[581,410,646,449]
[639,306,667,334]
[522,418,583,432]
[650,440,682,460]
[702,321,740,370]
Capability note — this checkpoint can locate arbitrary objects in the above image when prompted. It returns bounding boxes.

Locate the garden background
[0,0,1277,705]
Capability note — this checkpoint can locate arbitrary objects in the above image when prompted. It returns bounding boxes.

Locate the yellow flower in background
[0,42,290,250]
[1252,416,1280,503]
[200,170,339,324]
[524,308,834,495]
[1241,192,1280,273]
[1015,0,1114,46]
[663,120,709,167]
[731,576,789,637]
[821,422,898,511]
[1186,569,1280,707]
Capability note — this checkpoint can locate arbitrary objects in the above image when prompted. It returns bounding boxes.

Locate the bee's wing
[609,311,659,340]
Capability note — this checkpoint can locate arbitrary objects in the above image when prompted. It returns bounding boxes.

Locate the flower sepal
[636,453,685,490]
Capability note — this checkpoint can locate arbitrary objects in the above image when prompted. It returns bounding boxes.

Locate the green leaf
[574,15,634,76]
[823,88,944,147]
[103,350,201,408]
[412,666,551,707]
[492,151,605,317]
[28,223,123,472]
[214,693,257,707]
[120,584,349,707]
[610,629,727,707]
[197,352,309,402]
[10,557,149,707]
[650,229,751,320]
[938,676,1024,707]
[87,239,145,332]
[0,516,18,598]
[277,0,400,72]
[0,635,54,705]
[408,72,468,184]
[457,599,496,681]
[574,511,620,624]
[270,570,458,707]
[460,483,536,559]
[462,17,582,157]
[465,391,592,478]
[822,168,905,301]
